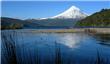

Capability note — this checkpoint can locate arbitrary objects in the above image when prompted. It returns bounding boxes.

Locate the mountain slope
[51,6,87,19]
[1,6,87,29]
[1,17,24,29]
[75,9,110,27]
[26,6,87,27]
[1,17,46,29]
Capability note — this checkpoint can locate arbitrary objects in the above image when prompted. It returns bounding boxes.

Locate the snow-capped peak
[67,6,80,12]
[51,6,87,19]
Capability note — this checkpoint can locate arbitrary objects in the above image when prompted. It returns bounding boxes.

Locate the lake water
[1,30,110,64]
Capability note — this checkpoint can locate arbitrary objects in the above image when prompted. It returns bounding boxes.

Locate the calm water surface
[1,30,110,64]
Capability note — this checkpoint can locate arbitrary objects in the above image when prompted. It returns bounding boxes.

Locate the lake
[1,30,110,64]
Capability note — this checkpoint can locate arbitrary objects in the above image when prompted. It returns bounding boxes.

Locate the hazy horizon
[2,1,110,19]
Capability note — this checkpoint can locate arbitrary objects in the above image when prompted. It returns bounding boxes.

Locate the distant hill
[1,17,23,29]
[1,6,87,30]
[2,8,110,30]
[25,6,87,27]
[26,18,77,27]
[1,17,46,30]
[75,9,110,27]
[1,17,76,29]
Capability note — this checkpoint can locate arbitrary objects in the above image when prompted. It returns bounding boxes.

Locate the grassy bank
[2,28,110,34]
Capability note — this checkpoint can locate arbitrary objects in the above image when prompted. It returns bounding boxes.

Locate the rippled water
[1,30,110,64]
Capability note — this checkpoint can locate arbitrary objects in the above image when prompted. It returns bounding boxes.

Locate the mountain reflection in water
[1,30,110,64]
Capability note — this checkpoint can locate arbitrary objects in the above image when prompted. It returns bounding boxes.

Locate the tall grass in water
[55,41,62,64]
[1,31,17,64]
[95,49,110,64]
[1,31,110,64]
[1,31,41,64]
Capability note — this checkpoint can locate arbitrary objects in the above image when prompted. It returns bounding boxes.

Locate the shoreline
[2,28,110,34]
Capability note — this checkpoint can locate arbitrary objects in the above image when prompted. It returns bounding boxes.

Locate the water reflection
[1,30,110,64]
[89,33,110,46]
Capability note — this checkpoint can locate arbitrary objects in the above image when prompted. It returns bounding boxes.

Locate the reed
[1,30,110,64]
[55,41,62,64]
[1,31,17,64]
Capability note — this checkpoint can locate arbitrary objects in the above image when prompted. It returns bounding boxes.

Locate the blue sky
[2,0,110,1]
[2,1,110,19]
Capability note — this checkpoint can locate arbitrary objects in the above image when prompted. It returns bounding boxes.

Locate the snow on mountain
[51,6,87,19]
